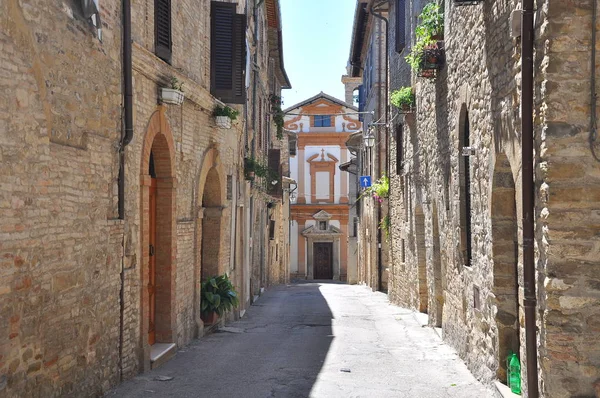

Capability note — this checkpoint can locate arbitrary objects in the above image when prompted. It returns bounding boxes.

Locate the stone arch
[194,146,227,287]
[140,106,177,356]
[491,152,520,383]
[415,205,428,313]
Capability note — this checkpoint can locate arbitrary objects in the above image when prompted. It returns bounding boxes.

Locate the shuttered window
[155,0,172,63]
[211,2,246,104]
[395,0,406,53]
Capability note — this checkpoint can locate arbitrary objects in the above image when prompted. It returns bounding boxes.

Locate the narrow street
[109,283,495,398]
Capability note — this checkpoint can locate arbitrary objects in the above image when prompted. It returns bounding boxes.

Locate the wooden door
[313,242,333,280]
[148,179,157,345]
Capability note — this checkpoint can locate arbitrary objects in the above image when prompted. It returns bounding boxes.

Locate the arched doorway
[491,153,520,383]
[140,108,176,353]
[201,167,223,280]
[415,206,428,313]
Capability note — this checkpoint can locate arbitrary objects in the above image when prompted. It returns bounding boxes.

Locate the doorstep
[150,343,177,370]
[494,380,521,398]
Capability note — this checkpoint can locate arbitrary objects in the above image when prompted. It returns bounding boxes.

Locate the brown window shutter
[155,0,172,63]
[268,149,282,197]
[211,2,246,104]
[232,14,247,103]
[395,0,406,53]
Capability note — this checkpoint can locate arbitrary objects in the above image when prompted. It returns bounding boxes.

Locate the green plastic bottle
[509,353,521,395]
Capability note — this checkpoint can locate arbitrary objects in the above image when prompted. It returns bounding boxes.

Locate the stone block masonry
[1,0,291,396]
[385,0,600,396]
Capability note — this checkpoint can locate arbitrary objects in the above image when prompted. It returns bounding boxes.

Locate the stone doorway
[313,242,333,279]
[491,153,520,383]
[140,107,177,362]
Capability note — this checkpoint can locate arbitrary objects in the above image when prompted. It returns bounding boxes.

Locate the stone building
[383,0,600,396]
[0,0,290,396]
[347,0,390,292]
[285,93,360,282]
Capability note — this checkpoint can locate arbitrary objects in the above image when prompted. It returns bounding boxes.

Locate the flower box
[215,116,232,129]
[160,88,184,105]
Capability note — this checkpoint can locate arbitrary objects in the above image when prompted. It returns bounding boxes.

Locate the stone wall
[0,0,123,395]
[0,0,292,396]
[386,0,600,396]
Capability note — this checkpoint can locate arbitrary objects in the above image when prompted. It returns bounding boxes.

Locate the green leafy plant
[405,2,444,74]
[200,274,240,317]
[169,76,184,91]
[359,174,389,202]
[379,215,391,241]
[390,87,415,110]
[244,157,278,185]
[213,105,240,121]
[415,2,444,40]
[270,95,285,140]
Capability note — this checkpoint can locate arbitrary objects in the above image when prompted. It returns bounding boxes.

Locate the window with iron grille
[211,2,246,103]
[155,0,172,63]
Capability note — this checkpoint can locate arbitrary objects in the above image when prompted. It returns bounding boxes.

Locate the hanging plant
[405,2,445,78]
[358,174,389,202]
[379,215,391,241]
[270,95,285,140]
[390,87,415,112]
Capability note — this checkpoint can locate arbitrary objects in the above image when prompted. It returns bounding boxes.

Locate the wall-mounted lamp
[364,127,376,148]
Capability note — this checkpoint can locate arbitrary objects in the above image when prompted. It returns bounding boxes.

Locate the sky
[279,0,356,110]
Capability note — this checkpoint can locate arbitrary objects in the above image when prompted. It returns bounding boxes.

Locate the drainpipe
[521,0,539,397]
[591,0,599,162]
[118,0,134,381]
[371,3,389,292]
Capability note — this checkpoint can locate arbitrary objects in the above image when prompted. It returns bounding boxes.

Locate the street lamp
[364,132,375,148]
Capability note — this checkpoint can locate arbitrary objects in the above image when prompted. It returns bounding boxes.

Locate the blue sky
[280,0,356,109]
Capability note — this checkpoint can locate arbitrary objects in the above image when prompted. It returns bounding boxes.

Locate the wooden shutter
[155,0,172,63]
[268,149,282,197]
[395,0,406,53]
[211,2,246,104]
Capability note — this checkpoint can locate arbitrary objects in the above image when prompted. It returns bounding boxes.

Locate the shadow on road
[109,283,333,398]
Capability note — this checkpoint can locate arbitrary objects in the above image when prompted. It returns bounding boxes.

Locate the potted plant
[405,2,445,78]
[200,274,240,325]
[415,2,444,41]
[213,105,240,129]
[390,87,415,113]
[270,95,285,140]
[160,76,185,105]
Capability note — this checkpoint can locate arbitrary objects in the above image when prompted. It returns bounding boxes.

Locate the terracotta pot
[201,311,219,325]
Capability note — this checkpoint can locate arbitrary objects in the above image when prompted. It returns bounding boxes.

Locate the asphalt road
[108,282,496,398]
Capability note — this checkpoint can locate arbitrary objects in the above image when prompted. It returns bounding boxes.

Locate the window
[460,110,473,266]
[319,221,327,230]
[211,2,246,104]
[268,149,282,197]
[395,0,406,53]
[396,124,403,175]
[155,0,172,63]
[314,115,331,127]
[269,220,276,240]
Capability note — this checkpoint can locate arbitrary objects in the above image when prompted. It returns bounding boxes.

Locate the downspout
[521,0,539,397]
[591,0,599,162]
[371,3,389,292]
[118,0,134,381]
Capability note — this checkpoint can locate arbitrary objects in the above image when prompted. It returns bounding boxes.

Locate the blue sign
[360,176,372,188]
